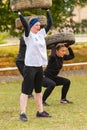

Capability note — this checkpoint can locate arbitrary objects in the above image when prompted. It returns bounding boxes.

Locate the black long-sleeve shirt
[16,36,26,61]
[44,47,75,78]
[18,10,53,37]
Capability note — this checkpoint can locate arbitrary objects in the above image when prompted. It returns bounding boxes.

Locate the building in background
[72,5,87,23]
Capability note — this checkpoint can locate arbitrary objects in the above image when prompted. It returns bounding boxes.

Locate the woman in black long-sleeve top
[42,43,75,106]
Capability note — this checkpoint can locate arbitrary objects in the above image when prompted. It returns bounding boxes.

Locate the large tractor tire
[15,15,47,29]
[10,0,52,11]
[45,32,75,49]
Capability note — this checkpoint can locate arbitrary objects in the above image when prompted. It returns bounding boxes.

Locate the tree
[51,0,87,27]
[0,0,87,36]
[0,0,18,35]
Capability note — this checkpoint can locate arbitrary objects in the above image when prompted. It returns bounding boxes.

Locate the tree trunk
[10,0,52,11]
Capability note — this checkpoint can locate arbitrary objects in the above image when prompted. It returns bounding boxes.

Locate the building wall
[72,5,87,23]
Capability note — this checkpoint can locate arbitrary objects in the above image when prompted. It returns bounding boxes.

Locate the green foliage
[82,19,87,26]
[71,19,87,33]
[0,0,17,35]
[50,0,74,26]
[0,0,87,36]
[50,0,87,27]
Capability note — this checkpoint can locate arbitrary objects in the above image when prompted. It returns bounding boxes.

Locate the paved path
[75,34,87,42]
[0,75,22,83]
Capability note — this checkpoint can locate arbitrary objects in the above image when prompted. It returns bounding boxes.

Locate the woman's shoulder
[49,55,56,61]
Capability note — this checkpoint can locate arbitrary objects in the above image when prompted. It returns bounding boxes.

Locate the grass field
[0,74,87,130]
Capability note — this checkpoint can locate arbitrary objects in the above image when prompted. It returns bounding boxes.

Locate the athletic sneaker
[36,111,52,117]
[60,99,73,104]
[20,113,28,121]
[43,101,50,106]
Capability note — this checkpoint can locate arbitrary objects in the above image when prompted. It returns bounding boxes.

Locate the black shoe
[20,113,28,121]
[36,111,52,117]
[43,101,50,106]
[28,94,34,99]
[60,99,73,104]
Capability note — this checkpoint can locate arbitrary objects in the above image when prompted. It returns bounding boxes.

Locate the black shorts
[22,66,43,95]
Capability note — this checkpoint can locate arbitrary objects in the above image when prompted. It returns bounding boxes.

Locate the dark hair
[56,43,66,50]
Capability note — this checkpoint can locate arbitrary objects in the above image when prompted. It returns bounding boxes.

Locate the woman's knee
[65,79,71,86]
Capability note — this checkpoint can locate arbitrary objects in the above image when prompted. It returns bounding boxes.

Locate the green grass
[0,46,18,57]
[0,74,87,130]
[0,32,9,44]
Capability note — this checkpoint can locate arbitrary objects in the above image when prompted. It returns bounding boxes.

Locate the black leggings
[42,76,70,102]
[22,66,43,95]
[42,76,56,102]
[54,76,70,99]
